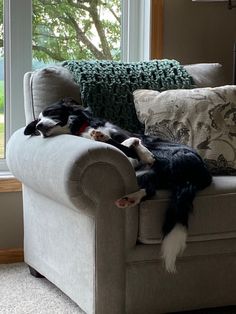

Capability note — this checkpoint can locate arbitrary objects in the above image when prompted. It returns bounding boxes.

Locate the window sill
[0,175,22,193]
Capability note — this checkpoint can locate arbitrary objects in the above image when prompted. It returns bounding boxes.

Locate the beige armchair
[6,63,236,314]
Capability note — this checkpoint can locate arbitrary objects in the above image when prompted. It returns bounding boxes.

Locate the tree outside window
[32,0,121,64]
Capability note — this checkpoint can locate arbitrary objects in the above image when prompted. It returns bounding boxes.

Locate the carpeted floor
[0,263,235,314]
[0,263,83,314]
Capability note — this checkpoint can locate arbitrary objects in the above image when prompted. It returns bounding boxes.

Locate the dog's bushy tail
[161,182,197,273]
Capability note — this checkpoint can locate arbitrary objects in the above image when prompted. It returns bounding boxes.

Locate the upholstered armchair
[6,62,236,314]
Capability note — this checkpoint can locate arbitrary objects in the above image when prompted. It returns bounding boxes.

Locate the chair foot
[28,265,44,278]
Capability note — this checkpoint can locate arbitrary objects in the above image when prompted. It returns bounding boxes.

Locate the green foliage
[32,0,121,62]
[0,1,121,62]
[0,0,3,58]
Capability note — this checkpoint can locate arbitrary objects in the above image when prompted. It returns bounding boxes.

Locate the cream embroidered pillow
[133,86,236,175]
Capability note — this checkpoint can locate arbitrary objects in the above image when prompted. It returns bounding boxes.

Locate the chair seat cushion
[138,176,236,244]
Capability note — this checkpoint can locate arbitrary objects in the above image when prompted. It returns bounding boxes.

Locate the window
[31,0,150,67]
[32,0,122,66]
[0,0,31,172]
[1,0,151,172]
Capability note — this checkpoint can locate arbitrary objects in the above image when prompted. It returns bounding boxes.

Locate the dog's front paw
[89,129,110,142]
[122,137,155,165]
[121,137,140,148]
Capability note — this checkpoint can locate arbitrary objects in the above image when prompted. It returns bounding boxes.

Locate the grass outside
[0,114,4,159]
[0,80,4,112]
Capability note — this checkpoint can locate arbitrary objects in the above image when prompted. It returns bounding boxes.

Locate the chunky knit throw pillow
[62,59,194,132]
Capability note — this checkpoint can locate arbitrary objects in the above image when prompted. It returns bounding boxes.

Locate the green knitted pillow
[62,59,194,132]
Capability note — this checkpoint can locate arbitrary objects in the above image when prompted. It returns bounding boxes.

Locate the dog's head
[24,97,92,137]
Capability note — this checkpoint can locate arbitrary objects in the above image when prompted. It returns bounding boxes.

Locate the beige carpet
[0,263,83,313]
[0,263,235,314]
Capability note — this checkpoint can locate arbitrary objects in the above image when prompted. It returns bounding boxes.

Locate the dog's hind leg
[161,182,197,273]
[115,189,147,208]
[160,148,212,272]
[115,168,157,208]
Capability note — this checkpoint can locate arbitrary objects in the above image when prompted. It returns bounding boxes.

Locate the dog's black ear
[62,97,93,120]
[62,97,81,108]
[24,119,40,136]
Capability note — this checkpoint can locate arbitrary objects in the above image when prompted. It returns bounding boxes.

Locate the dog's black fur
[24,97,212,272]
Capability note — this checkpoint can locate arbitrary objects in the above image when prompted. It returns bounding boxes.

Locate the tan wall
[163,0,236,83]
[0,192,23,249]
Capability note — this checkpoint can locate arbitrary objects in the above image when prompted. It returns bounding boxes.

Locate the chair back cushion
[23,66,81,124]
[184,63,228,88]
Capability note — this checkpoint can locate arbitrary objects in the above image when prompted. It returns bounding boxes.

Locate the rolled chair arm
[6,128,139,216]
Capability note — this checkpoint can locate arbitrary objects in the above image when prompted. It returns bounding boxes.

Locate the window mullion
[121,0,150,62]
[4,0,32,137]
[0,0,32,171]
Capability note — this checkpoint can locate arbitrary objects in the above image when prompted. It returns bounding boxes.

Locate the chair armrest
[6,128,139,216]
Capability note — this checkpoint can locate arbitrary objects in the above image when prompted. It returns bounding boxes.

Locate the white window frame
[0,0,32,172]
[122,0,151,62]
[0,0,150,173]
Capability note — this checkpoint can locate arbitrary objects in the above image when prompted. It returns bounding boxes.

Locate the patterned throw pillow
[133,86,236,175]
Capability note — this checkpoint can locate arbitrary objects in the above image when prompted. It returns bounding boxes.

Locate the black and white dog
[24,97,212,272]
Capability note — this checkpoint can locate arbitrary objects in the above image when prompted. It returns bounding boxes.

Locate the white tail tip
[161,224,187,273]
